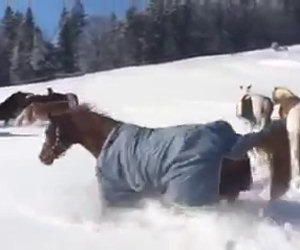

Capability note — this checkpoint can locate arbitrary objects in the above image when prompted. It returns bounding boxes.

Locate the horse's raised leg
[15,108,31,126]
[261,115,271,131]
[15,114,24,126]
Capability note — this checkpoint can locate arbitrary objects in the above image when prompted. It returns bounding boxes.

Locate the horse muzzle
[39,152,55,165]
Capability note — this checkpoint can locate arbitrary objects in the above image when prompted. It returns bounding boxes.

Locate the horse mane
[68,103,92,113]
[272,86,298,102]
[65,103,113,120]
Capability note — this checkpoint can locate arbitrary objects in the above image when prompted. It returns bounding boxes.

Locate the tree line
[0,0,300,87]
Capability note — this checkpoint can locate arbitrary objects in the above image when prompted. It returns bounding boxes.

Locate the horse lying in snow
[39,105,290,208]
[236,84,274,131]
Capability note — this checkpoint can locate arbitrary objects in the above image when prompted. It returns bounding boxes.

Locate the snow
[1,45,300,249]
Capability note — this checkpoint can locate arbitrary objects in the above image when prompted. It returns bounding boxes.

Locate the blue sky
[0,0,146,40]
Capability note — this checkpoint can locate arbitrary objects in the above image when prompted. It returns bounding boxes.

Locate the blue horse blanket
[96,120,260,207]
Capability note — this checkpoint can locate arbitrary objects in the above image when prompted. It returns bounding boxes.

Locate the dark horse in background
[0,87,79,126]
[39,105,291,208]
[0,91,34,126]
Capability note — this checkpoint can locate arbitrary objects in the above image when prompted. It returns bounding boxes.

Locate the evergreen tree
[57,1,86,73]
[1,6,14,85]
[70,0,86,70]
[1,7,22,84]
[77,16,108,72]
[58,13,76,73]
[169,1,193,57]
[125,7,151,64]
[146,0,167,62]
[31,28,54,78]
[10,8,36,84]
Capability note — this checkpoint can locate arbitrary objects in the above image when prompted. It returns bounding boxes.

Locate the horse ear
[47,88,53,95]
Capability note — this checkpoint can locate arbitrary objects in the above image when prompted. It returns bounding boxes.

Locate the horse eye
[45,125,54,136]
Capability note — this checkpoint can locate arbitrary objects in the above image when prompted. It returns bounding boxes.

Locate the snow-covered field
[1,46,300,250]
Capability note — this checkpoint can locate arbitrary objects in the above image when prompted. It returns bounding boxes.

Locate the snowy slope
[1,46,300,250]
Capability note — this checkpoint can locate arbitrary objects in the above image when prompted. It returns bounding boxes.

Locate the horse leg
[270,152,290,200]
[286,105,300,189]
[4,119,9,127]
[287,131,300,190]
[15,107,32,126]
[27,109,36,126]
[15,113,25,126]
[260,116,269,131]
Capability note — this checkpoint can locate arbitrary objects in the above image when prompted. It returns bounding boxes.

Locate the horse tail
[286,104,300,180]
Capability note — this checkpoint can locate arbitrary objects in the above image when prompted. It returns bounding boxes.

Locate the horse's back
[33,101,70,116]
[97,120,240,206]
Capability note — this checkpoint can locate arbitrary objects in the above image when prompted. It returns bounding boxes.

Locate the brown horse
[27,87,79,107]
[38,105,292,207]
[15,101,74,126]
[0,88,78,126]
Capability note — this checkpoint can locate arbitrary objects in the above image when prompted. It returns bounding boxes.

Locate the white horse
[236,84,274,131]
[273,86,300,186]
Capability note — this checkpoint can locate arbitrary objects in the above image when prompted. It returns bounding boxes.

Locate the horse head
[236,84,253,119]
[272,86,298,103]
[39,104,116,165]
[39,112,78,165]
[239,84,252,94]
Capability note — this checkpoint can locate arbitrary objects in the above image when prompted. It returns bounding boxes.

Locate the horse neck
[277,97,300,115]
[76,113,120,159]
[255,122,288,152]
